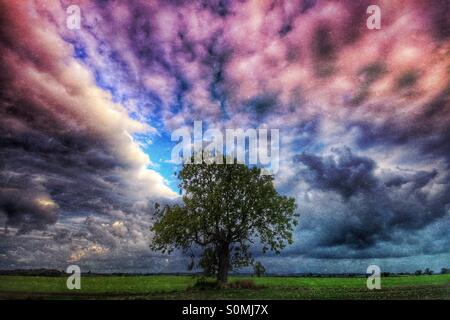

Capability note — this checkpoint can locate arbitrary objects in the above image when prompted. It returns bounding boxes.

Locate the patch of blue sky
[63,37,88,61]
[74,44,88,60]
[68,38,179,191]
[144,131,181,192]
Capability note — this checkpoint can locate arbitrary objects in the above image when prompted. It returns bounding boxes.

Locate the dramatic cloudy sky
[1,0,449,273]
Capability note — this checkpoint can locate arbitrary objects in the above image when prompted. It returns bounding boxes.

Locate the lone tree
[150,158,297,284]
[253,261,266,277]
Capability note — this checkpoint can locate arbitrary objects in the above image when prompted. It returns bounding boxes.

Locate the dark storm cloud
[289,147,450,258]
[0,1,174,237]
[245,93,279,119]
[0,99,126,223]
[200,0,232,17]
[0,187,58,233]
[350,111,450,165]
[52,228,72,244]
[295,147,377,198]
[428,0,450,40]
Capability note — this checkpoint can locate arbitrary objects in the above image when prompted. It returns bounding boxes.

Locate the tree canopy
[150,157,298,283]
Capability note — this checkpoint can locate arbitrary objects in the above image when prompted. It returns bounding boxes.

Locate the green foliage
[150,156,298,282]
[424,268,434,275]
[192,276,219,290]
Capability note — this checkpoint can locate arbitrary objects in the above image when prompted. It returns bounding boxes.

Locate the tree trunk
[217,243,230,284]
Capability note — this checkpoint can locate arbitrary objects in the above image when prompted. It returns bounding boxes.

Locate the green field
[0,274,449,300]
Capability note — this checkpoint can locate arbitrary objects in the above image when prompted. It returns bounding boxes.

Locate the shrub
[192,277,219,290]
[253,261,266,277]
[225,280,257,289]
[191,277,259,290]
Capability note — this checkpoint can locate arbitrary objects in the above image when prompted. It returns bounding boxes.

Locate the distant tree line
[440,267,450,274]
[414,267,450,275]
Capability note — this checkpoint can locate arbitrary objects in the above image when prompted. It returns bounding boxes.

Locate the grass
[0,274,449,300]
